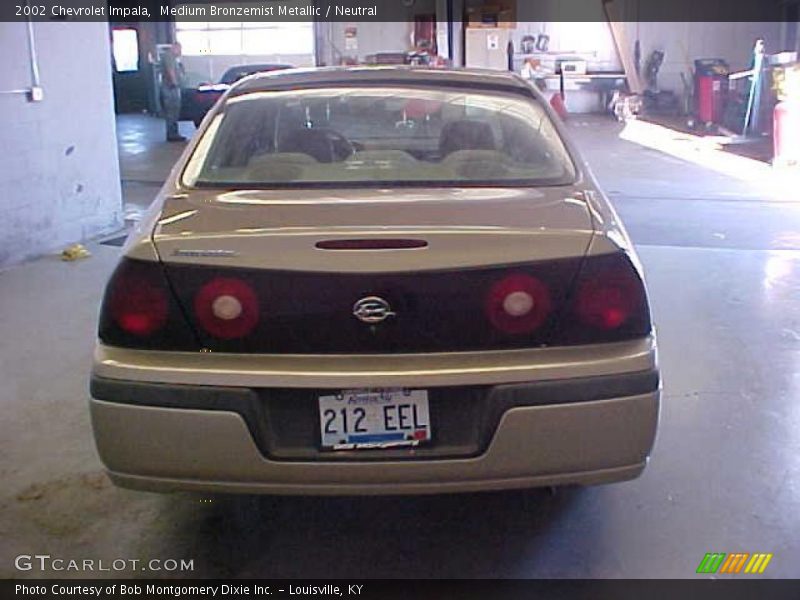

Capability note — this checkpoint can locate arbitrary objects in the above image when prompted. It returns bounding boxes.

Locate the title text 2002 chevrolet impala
[90,67,659,495]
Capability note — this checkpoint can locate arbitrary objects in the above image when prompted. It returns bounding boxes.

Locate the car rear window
[183,85,577,188]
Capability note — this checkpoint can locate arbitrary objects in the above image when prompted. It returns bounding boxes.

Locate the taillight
[194,277,259,339]
[123,254,649,354]
[485,273,552,335]
[552,252,652,344]
[110,274,168,336]
[196,90,220,107]
[98,259,197,350]
[575,270,637,330]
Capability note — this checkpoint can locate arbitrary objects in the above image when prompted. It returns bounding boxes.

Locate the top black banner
[0,0,794,22]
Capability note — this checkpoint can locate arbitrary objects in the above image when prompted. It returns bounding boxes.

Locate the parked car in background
[180,63,292,126]
[92,67,660,495]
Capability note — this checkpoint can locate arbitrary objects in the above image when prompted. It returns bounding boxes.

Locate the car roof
[230,66,533,97]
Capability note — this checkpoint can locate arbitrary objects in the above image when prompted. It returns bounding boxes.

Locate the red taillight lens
[575,271,637,330]
[196,90,220,107]
[194,277,259,339]
[315,238,428,250]
[109,270,168,337]
[485,273,552,335]
[99,259,198,350]
[550,252,652,345]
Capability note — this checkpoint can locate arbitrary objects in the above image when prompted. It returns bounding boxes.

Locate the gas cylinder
[550,93,568,120]
[773,101,800,166]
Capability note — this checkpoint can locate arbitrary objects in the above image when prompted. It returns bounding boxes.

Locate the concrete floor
[1,114,798,579]
[116,115,194,224]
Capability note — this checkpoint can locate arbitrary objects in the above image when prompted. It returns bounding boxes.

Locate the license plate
[318,389,431,450]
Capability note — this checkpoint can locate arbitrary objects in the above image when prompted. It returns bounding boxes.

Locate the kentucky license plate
[318,389,431,450]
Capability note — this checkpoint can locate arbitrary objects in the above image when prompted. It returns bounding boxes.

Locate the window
[112,28,139,72]
[175,21,314,56]
[183,86,576,188]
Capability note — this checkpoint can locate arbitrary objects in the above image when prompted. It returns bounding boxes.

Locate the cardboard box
[466,1,516,29]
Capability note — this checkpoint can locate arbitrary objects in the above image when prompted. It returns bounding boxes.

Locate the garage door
[175,7,315,86]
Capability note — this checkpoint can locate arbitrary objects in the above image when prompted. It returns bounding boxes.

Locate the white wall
[626,22,783,92]
[511,21,622,71]
[0,22,122,268]
[508,21,782,89]
[320,21,414,64]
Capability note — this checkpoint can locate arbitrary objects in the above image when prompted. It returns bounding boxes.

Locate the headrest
[279,128,335,163]
[439,119,496,157]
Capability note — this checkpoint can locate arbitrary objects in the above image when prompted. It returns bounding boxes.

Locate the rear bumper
[89,369,660,495]
[92,337,657,388]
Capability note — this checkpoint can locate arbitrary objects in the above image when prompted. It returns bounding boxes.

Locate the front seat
[439,119,496,157]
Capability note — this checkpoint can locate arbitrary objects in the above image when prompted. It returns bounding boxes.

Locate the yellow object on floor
[61,243,91,261]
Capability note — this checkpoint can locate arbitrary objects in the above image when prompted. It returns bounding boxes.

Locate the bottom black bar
[3,580,799,600]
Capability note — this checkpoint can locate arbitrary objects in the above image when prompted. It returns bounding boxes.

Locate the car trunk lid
[153,186,593,271]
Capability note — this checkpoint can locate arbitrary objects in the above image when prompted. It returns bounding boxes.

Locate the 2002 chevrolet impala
[90,66,659,494]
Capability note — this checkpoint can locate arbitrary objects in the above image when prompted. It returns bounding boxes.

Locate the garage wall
[503,20,782,112]
[318,22,414,65]
[509,21,782,88]
[0,21,122,269]
[627,22,783,92]
[512,21,622,71]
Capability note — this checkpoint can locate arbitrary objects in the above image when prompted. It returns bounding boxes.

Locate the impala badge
[172,249,238,258]
[353,296,395,324]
